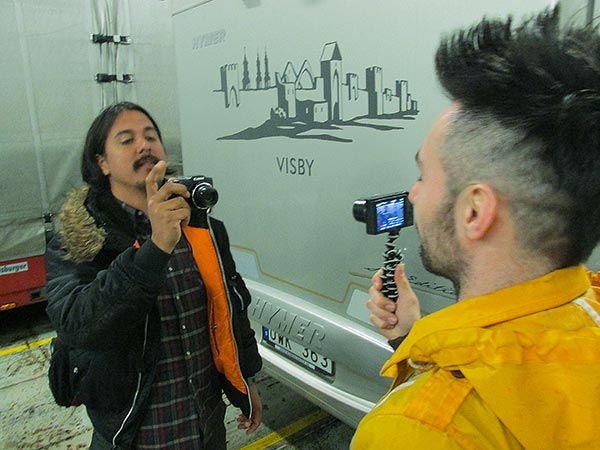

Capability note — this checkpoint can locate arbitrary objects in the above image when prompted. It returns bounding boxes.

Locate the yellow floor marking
[241,409,329,450]
[0,337,53,357]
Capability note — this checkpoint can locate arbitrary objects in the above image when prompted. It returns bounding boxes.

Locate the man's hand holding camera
[146,161,191,254]
[368,264,421,341]
[353,192,419,340]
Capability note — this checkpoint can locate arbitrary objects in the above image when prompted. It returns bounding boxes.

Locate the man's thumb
[394,264,410,292]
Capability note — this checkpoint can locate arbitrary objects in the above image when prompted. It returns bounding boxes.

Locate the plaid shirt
[121,204,222,450]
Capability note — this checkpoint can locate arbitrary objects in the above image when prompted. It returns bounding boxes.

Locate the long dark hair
[81,102,162,192]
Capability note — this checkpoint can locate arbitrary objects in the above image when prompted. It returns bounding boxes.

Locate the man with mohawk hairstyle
[352,7,600,450]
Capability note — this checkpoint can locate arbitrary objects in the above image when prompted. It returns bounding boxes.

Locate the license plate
[262,327,334,376]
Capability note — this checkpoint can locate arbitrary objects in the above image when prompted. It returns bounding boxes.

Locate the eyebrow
[414,150,422,167]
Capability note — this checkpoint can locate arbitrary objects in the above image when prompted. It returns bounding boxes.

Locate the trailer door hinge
[90,34,132,44]
[95,73,135,84]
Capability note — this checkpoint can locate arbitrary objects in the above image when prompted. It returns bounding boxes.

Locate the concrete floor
[0,303,354,450]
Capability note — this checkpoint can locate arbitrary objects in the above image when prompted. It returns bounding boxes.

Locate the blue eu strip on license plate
[262,327,334,376]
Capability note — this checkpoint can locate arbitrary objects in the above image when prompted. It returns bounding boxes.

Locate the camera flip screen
[376,197,407,232]
[353,191,413,234]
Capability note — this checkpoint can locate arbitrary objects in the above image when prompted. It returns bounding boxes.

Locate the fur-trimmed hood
[58,185,210,265]
[59,186,107,263]
[58,185,138,264]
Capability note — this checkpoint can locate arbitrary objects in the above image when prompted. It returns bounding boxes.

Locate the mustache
[133,154,160,171]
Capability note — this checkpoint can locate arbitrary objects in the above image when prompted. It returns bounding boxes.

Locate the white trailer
[0,0,181,310]
[171,0,600,427]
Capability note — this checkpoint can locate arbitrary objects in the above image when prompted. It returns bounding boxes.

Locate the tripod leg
[380,230,403,301]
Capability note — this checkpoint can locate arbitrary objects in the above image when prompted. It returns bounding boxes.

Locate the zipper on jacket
[112,314,150,447]
[231,276,246,311]
[207,218,253,420]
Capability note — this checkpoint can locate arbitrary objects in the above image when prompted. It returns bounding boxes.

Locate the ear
[96,154,110,176]
[458,184,498,241]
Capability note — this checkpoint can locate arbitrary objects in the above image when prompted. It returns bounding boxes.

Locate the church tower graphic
[255,52,263,90]
[264,49,271,89]
[242,49,250,90]
[321,42,343,122]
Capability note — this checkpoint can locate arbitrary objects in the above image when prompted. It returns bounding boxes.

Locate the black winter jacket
[46,186,262,449]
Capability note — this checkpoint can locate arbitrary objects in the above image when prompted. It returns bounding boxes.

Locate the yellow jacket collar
[382,265,590,377]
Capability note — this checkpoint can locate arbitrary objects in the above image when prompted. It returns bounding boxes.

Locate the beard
[418,195,466,296]
[134,180,147,194]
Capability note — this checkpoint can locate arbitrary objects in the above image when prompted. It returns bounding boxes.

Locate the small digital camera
[166,175,219,210]
[353,191,413,235]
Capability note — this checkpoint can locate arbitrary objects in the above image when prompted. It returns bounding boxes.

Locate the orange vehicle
[0,255,47,311]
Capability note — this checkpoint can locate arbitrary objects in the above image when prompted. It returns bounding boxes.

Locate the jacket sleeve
[45,233,171,350]
[210,218,263,377]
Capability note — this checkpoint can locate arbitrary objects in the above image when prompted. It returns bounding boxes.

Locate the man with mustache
[45,102,263,450]
[352,7,600,450]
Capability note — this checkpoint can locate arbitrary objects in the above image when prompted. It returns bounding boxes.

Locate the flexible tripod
[379,228,404,302]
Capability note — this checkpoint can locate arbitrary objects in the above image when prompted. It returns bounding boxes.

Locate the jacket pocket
[75,348,138,412]
[48,337,85,407]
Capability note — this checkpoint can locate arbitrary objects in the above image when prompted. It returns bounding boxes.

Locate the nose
[408,181,419,205]
[135,135,151,153]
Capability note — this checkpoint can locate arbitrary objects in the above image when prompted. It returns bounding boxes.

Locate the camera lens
[352,200,367,223]
[190,183,219,209]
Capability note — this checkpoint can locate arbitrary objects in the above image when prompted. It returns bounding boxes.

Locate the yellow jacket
[352,266,600,449]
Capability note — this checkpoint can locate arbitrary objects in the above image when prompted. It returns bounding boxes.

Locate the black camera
[353,191,413,235]
[166,175,219,210]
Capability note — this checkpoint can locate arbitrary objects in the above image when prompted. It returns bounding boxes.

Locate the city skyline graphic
[215,41,419,143]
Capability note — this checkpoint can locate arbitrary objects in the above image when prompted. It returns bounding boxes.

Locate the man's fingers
[369,282,397,312]
[157,199,191,228]
[369,311,396,330]
[145,164,191,254]
[371,269,383,289]
[246,419,260,434]
[145,160,167,196]
[163,195,191,211]
[236,414,255,433]
[367,297,397,327]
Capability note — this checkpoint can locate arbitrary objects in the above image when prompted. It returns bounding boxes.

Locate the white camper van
[171,0,600,427]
